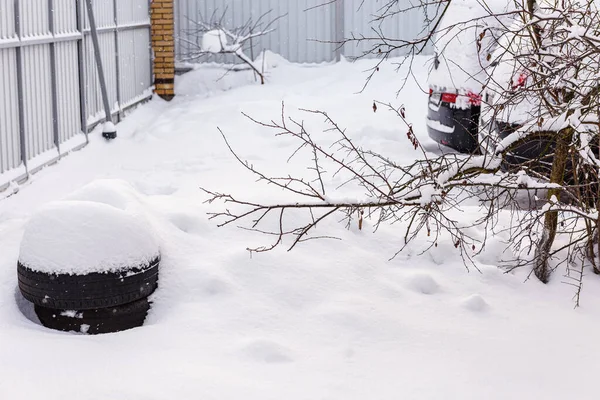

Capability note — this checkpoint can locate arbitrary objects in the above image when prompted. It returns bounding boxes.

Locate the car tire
[17,257,159,310]
[34,297,151,334]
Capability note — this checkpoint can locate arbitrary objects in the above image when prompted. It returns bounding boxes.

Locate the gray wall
[175,0,432,64]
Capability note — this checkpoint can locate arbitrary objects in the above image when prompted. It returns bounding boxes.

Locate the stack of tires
[17,199,160,334]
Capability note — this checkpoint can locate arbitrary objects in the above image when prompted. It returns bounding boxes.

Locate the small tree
[180,9,285,84]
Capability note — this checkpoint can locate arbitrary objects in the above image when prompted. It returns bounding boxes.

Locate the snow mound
[460,294,489,312]
[406,272,440,294]
[19,201,160,275]
[64,179,142,211]
[202,30,227,53]
[168,211,208,234]
[239,339,294,364]
[102,121,116,134]
[256,50,290,69]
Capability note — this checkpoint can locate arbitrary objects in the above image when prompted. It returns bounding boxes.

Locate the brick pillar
[151,0,175,100]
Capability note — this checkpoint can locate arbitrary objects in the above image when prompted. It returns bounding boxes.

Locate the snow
[201,29,228,53]
[426,117,455,133]
[0,167,26,195]
[2,55,600,400]
[19,201,159,275]
[428,0,514,95]
[60,310,83,319]
[102,121,116,134]
[64,179,144,211]
[460,293,489,312]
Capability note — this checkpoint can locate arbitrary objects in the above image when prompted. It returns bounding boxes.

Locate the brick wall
[151,0,175,100]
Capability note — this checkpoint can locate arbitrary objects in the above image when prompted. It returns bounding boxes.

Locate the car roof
[428,0,515,93]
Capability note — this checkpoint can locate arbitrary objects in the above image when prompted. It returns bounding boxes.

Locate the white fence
[0,0,152,189]
[174,0,432,64]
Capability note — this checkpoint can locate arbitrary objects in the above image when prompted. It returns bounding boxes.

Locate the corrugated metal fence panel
[265,0,336,63]
[118,29,139,106]
[84,34,119,122]
[134,28,152,97]
[53,0,79,35]
[84,0,116,30]
[83,0,118,122]
[19,0,50,37]
[117,0,152,109]
[343,0,431,59]
[116,0,149,24]
[0,49,21,173]
[54,0,82,145]
[117,29,152,108]
[0,0,20,173]
[175,0,337,63]
[0,0,16,39]
[55,41,82,144]
[21,45,55,159]
[1,0,152,188]
[16,1,55,161]
[84,35,102,122]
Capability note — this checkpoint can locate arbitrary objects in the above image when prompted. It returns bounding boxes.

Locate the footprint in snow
[168,212,208,234]
[200,277,231,297]
[460,294,489,312]
[239,339,294,364]
[173,270,232,298]
[133,182,178,196]
[406,272,440,295]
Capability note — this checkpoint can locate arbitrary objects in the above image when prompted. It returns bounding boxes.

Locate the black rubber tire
[18,257,159,310]
[35,297,151,334]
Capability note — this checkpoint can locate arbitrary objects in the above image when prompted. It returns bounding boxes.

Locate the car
[426,0,513,154]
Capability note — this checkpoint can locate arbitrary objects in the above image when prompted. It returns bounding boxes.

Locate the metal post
[334,0,345,62]
[14,0,28,171]
[84,0,117,139]
[113,0,121,122]
[49,0,61,154]
[77,0,89,140]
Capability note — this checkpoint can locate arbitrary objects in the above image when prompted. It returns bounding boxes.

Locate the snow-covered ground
[1,55,600,400]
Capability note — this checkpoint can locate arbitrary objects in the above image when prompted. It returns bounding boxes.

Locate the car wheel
[17,257,159,310]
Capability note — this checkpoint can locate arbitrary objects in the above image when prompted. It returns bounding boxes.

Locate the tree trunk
[526,0,542,48]
[534,128,573,283]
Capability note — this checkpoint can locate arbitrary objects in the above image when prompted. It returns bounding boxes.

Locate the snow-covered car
[426,0,511,153]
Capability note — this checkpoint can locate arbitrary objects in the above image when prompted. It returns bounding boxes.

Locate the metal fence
[0,0,152,189]
[174,0,432,64]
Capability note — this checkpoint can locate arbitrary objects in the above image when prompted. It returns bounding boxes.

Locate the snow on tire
[34,297,152,334]
[17,200,161,310]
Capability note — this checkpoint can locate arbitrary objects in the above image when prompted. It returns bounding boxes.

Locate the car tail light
[512,72,527,89]
[429,88,433,96]
[467,92,482,106]
[441,93,457,103]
